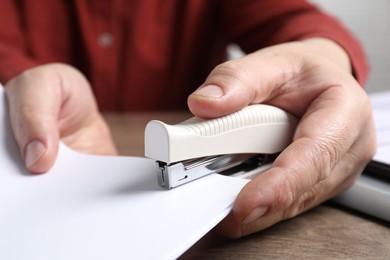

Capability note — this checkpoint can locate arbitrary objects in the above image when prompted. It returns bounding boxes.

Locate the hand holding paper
[0,85,249,260]
[4,63,117,173]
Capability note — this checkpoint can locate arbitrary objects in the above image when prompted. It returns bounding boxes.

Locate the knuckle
[283,184,323,220]
[212,61,247,82]
[272,169,298,212]
[313,138,339,177]
[305,136,341,182]
[209,60,256,101]
[214,60,242,74]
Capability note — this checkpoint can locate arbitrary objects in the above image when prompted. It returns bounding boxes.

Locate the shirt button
[98,32,114,48]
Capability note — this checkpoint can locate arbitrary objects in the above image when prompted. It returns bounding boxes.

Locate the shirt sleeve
[0,1,41,84]
[218,0,369,85]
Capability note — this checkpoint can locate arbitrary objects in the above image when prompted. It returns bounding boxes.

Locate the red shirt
[0,0,368,111]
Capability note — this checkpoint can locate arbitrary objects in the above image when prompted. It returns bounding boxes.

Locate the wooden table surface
[104,111,390,260]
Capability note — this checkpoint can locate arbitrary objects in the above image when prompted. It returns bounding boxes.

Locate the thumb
[188,39,353,119]
[5,65,74,173]
[5,64,115,174]
[5,68,63,174]
[187,46,297,118]
[187,61,257,119]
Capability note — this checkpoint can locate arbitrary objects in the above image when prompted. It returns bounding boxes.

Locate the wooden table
[104,111,390,259]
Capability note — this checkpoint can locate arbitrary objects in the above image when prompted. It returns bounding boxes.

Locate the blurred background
[228,0,390,93]
[311,0,390,93]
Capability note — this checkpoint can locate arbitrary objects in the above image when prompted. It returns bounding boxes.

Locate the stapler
[144,104,298,189]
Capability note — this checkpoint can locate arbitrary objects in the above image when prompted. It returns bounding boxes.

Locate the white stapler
[144,104,298,189]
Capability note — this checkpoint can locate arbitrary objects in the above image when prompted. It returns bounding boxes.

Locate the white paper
[0,86,249,260]
[369,90,390,164]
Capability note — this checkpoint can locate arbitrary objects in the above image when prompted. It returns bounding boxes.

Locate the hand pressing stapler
[144,105,298,189]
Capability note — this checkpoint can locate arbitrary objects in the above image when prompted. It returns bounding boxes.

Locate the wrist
[302,37,352,74]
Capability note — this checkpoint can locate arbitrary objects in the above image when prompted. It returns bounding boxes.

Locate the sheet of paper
[370,90,390,164]
[0,87,249,260]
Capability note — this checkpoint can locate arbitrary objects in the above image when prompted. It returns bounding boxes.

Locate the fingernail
[242,206,268,224]
[25,140,46,168]
[193,85,224,98]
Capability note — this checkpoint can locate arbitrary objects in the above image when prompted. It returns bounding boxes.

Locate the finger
[220,139,373,239]
[6,64,118,174]
[187,42,315,118]
[5,71,62,173]
[219,142,368,238]
[218,86,375,237]
[187,55,282,118]
[187,39,353,119]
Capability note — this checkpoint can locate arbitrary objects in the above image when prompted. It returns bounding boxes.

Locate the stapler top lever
[144,104,298,189]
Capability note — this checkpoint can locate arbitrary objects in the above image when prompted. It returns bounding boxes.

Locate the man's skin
[4,37,376,238]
